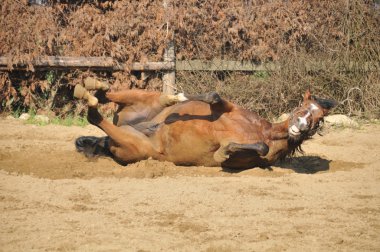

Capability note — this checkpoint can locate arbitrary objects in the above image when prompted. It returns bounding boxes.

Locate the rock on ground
[19,113,30,120]
[324,114,359,128]
[34,115,50,123]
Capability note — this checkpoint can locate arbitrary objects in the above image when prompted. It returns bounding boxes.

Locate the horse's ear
[314,97,339,115]
[303,90,312,102]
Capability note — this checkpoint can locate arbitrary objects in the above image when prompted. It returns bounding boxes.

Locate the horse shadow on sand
[222,156,331,174]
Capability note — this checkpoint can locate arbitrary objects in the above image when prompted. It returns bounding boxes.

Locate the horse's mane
[286,120,325,158]
[287,137,307,157]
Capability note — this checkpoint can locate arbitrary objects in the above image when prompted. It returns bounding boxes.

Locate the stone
[34,115,50,124]
[5,115,16,120]
[19,113,30,120]
[324,114,359,128]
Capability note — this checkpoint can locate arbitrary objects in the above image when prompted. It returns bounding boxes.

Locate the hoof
[88,96,98,107]
[159,94,177,106]
[73,84,98,107]
[206,92,221,104]
[159,93,189,106]
[84,77,109,91]
[213,144,229,163]
[74,85,86,99]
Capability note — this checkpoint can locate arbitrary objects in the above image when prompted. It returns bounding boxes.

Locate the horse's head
[288,90,338,141]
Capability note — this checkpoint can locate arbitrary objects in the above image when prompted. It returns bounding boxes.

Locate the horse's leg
[105,89,188,126]
[105,89,188,107]
[105,90,160,105]
[87,106,158,162]
[83,77,110,91]
[185,92,235,112]
[90,88,160,105]
[213,142,269,163]
[73,85,99,106]
[81,75,187,107]
[185,92,222,104]
[74,86,158,161]
[74,78,110,104]
[74,84,188,126]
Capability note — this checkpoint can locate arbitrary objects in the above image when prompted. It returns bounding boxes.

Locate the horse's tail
[75,136,112,157]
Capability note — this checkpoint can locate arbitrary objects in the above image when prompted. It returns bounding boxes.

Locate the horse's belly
[166,143,219,167]
[154,122,220,166]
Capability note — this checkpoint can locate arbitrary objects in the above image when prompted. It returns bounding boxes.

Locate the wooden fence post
[162,0,176,95]
[162,41,176,94]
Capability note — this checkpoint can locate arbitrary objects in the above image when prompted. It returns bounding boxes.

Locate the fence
[1,0,379,117]
[0,55,378,94]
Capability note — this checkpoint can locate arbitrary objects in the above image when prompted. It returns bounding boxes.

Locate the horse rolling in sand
[74,78,337,169]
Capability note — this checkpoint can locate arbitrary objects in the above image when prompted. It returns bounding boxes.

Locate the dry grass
[0,0,379,118]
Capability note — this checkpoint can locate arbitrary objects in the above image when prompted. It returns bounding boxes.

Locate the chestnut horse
[74,80,337,169]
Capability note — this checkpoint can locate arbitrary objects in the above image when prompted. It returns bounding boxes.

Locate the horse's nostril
[296,117,309,131]
[299,123,309,131]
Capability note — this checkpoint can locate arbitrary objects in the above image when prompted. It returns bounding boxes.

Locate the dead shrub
[0,0,379,118]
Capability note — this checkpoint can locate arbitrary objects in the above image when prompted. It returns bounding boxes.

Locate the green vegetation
[51,116,88,127]
[25,112,88,127]
[251,71,270,79]
[45,71,56,85]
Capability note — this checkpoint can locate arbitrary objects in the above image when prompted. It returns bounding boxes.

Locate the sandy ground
[0,117,379,251]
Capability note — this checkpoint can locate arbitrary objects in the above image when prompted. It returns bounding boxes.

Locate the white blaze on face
[298,111,311,129]
[309,103,319,112]
[289,103,321,137]
[298,103,321,129]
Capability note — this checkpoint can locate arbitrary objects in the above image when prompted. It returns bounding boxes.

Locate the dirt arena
[0,117,379,251]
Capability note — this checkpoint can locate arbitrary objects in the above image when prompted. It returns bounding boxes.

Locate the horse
[74,78,338,169]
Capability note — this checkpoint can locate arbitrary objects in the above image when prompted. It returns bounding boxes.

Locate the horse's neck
[268,118,309,161]
[270,119,289,140]
[262,119,293,162]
